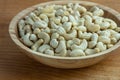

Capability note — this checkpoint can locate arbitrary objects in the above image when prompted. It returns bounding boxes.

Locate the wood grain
[0,0,120,80]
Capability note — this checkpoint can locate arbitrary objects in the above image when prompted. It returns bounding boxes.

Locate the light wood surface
[1,0,120,80]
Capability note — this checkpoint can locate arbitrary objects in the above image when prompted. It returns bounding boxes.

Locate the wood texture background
[0,0,120,80]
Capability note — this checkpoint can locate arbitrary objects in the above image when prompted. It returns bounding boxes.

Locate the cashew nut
[31,39,43,51]
[85,48,100,55]
[96,42,107,51]
[21,33,33,47]
[71,39,88,50]
[70,49,85,57]
[38,32,50,44]
[38,44,50,53]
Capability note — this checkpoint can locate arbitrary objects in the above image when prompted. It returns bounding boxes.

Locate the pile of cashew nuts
[18,3,120,57]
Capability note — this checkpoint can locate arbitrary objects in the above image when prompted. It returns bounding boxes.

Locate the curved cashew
[30,34,37,42]
[38,32,50,44]
[71,39,88,50]
[104,18,117,29]
[100,21,110,30]
[44,49,54,56]
[21,33,33,47]
[50,17,61,25]
[67,40,74,48]
[50,39,59,48]
[96,42,107,51]
[84,15,92,24]
[93,9,104,16]
[38,44,50,53]
[90,6,104,16]
[63,30,77,40]
[67,3,73,8]
[55,37,67,56]
[69,15,78,26]
[88,33,98,48]
[111,37,117,44]
[78,31,92,40]
[74,26,87,32]
[77,6,87,13]
[57,26,66,35]
[62,16,69,23]
[72,38,81,45]
[39,14,49,23]
[98,36,111,44]
[24,25,32,34]
[33,28,41,34]
[67,38,81,48]
[42,5,54,13]
[18,19,25,37]
[87,24,100,32]
[29,12,41,21]
[62,22,72,32]
[41,27,50,33]
[70,49,85,57]
[25,16,34,25]
[50,21,59,29]
[85,48,100,55]
[31,39,43,51]
[55,37,66,52]
[51,33,59,39]
[91,33,98,41]
[98,30,110,37]
[93,16,103,24]
[88,41,97,48]
[33,20,47,28]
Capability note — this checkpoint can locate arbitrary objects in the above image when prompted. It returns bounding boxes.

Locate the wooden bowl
[9,1,120,69]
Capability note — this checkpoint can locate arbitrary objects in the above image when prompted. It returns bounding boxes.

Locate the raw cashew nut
[69,15,78,26]
[38,32,50,44]
[71,39,88,50]
[70,49,85,57]
[25,16,34,25]
[50,39,59,48]
[62,22,72,32]
[39,14,49,23]
[78,31,92,40]
[96,42,107,51]
[33,20,48,28]
[98,36,111,44]
[31,39,43,51]
[85,48,100,55]
[63,30,77,40]
[55,37,67,56]
[44,49,54,56]
[21,33,33,47]
[38,44,50,53]
[24,25,32,34]
[18,19,25,37]
[30,34,37,42]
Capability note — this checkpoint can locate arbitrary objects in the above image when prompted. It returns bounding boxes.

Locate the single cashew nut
[38,32,50,44]
[63,22,72,32]
[44,49,54,56]
[38,44,50,53]
[98,36,111,44]
[18,19,25,37]
[21,33,33,47]
[31,39,43,51]
[85,48,100,55]
[70,49,85,57]
[63,30,77,40]
[50,39,59,48]
[30,34,37,42]
[71,39,88,50]
[25,16,34,25]
[96,42,107,51]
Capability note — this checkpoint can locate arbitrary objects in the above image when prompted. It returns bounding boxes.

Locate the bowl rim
[9,0,120,60]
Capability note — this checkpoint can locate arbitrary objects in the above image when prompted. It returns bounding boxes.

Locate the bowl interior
[9,1,120,59]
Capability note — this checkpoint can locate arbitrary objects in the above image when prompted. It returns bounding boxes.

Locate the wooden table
[0,0,120,80]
